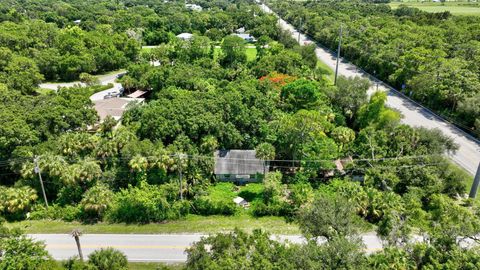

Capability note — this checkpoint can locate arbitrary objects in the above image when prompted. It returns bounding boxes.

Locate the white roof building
[236,27,246,34]
[177,33,193,41]
[233,197,248,207]
[186,4,202,11]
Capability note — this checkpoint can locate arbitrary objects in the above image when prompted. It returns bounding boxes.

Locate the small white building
[233,197,248,207]
[236,27,246,34]
[73,19,82,25]
[176,33,193,41]
[186,4,202,11]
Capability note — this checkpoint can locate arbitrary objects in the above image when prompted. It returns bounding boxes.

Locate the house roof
[127,90,146,98]
[94,97,143,121]
[233,33,254,40]
[236,27,246,34]
[186,4,202,11]
[176,33,193,40]
[214,150,265,175]
[233,196,247,205]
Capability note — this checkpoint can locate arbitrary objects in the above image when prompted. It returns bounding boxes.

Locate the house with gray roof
[232,33,256,43]
[214,150,267,183]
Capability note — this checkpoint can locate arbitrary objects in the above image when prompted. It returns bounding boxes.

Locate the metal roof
[214,150,265,175]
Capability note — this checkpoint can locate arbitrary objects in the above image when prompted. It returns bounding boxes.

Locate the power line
[0,153,445,167]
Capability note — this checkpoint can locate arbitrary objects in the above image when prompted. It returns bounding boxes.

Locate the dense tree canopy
[0,1,479,268]
[270,0,480,136]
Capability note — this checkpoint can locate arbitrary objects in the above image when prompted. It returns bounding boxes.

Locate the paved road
[259,3,480,175]
[29,233,383,262]
[39,71,125,102]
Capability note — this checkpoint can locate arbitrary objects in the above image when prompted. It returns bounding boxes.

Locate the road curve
[259,2,480,175]
[29,233,383,262]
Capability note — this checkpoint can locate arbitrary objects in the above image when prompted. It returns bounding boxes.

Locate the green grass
[55,261,183,270]
[141,47,155,53]
[36,88,54,95]
[213,46,257,62]
[128,262,184,270]
[206,182,237,201]
[389,2,480,16]
[238,183,264,203]
[6,214,300,235]
[246,47,257,61]
[316,57,334,84]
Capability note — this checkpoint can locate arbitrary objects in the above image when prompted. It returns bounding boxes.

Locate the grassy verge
[389,2,480,16]
[128,262,184,270]
[316,57,334,84]
[7,214,300,235]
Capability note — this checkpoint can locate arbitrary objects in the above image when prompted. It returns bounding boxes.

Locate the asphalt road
[39,71,125,102]
[259,2,480,175]
[29,233,383,262]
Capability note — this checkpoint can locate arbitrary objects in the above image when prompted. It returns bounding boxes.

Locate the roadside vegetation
[271,0,480,137]
[0,0,480,269]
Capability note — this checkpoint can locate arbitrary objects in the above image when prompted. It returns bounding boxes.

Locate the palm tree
[255,143,276,176]
[71,229,83,261]
[128,155,148,172]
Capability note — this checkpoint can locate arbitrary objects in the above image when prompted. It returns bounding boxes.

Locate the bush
[106,182,179,223]
[193,197,237,215]
[80,184,114,221]
[251,200,288,217]
[192,183,237,215]
[88,248,128,270]
[0,186,38,221]
[64,256,95,270]
[29,204,81,222]
[0,235,58,270]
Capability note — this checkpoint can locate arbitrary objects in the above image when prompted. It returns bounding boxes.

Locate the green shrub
[171,200,192,218]
[88,248,128,270]
[192,183,237,215]
[251,200,288,217]
[29,204,81,222]
[0,186,38,221]
[106,182,179,223]
[0,235,59,270]
[80,184,114,221]
[63,256,95,270]
[193,197,237,215]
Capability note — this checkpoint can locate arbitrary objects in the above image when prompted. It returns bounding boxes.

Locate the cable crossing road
[259,2,480,176]
[29,233,383,262]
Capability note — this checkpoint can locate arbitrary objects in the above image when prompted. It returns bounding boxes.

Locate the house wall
[216,173,263,184]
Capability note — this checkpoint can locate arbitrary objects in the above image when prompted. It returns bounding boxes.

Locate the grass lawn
[7,214,300,235]
[389,2,480,16]
[55,261,183,270]
[128,262,184,270]
[213,46,257,62]
[316,57,334,84]
[36,88,54,95]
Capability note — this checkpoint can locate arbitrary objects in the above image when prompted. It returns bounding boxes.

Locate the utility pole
[34,156,49,208]
[469,162,480,198]
[334,25,343,86]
